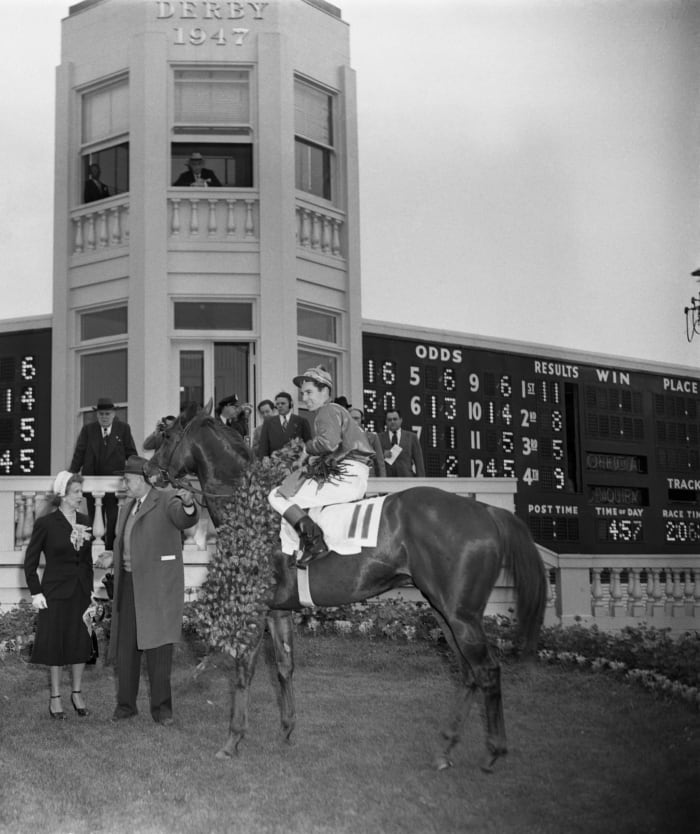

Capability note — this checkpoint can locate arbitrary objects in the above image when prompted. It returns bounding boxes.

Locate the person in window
[173,152,222,187]
[69,397,138,550]
[267,367,374,567]
[83,163,110,203]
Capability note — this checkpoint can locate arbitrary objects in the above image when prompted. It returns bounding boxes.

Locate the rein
[154,419,237,503]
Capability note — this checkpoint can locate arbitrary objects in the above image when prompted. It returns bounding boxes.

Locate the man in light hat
[268,366,375,567]
[173,151,222,187]
[69,397,138,549]
[96,455,198,725]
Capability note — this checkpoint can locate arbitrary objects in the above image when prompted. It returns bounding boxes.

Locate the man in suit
[216,393,250,441]
[252,399,275,457]
[349,407,386,477]
[173,151,222,187]
[256,391,311,459]
[83,163,110,203]
[97,456,199,725]
[379,408,426,477]
[69,397,138,549]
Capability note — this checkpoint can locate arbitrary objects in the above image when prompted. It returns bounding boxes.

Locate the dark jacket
[69,418,138,476]
[24,510,94,599]
[256,413,311,458]
[378,429,426,477]
[173,168,222,187]
[83,177,110,203]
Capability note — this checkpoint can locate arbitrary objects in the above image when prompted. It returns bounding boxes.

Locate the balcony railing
[295,196,345,259]
[168,188,259,242]
[3,475,697,633]
[70,194,130,255]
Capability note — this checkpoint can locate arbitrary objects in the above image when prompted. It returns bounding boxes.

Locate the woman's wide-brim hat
[117,455,149,477]
[293,366,333,391]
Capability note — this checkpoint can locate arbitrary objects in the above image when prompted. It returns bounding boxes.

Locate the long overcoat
[108,488,198,659]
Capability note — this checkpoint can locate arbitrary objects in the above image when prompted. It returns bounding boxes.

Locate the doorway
[178,342,251,409]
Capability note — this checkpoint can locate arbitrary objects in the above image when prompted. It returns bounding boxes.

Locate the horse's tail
[488,506,547,655]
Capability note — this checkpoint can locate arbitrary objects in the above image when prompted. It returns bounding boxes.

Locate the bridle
[152,417,236,504]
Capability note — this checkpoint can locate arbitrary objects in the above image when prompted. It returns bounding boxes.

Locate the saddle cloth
[280,495,387,557]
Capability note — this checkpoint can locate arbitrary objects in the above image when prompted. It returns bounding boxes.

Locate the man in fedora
[173,151,222,187]
[96,456,198,725]
[69,397,138,549]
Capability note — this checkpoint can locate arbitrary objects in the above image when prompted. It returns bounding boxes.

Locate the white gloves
[31,593,48,610]
[95,550,114,570]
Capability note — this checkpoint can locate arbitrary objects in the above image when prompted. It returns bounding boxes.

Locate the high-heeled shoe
[49,694,65,720]
[71,690,89,717]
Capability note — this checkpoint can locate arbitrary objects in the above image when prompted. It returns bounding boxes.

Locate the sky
[2,0,700,370]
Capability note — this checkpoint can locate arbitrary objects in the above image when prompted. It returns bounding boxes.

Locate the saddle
[279,495,387,557]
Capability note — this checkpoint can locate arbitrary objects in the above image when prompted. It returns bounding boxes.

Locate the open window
[171,68,253,188]
[80,77,129,204]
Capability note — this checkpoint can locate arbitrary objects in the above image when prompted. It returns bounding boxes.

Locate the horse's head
[145,402,253,520]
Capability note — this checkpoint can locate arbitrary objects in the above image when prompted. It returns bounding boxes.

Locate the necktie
[133,498,142,515]
[282,417,288,430]
[391,432,398,446]
[102,428,109,444]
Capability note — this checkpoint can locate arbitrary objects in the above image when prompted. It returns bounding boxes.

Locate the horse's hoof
[434,755,453,771]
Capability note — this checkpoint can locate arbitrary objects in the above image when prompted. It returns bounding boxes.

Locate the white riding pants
[268,458,369,515]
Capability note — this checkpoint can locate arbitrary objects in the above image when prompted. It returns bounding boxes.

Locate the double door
[178,342,252,410]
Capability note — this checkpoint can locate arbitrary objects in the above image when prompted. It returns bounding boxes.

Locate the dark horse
[148,406,547,772]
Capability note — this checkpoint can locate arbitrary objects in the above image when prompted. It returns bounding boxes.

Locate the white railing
[3,476,698,634]
[70,194,130,255]
[168,188,259,241]
[295,197,345,258]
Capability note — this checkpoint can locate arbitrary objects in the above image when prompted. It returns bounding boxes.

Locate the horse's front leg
[216,619,266,760]
[266,609,296,744]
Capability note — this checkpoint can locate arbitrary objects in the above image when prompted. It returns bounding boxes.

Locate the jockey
[268,366,374,567]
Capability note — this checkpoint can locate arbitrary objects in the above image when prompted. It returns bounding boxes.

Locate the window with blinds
[294,78,334,201]
[80,77,129,203]
[82,79,128,145]
[174,69,250,128]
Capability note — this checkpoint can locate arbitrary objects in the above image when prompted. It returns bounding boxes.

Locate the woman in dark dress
[24,471,94,719]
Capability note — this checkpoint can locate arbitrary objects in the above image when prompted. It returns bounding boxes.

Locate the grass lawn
[0,634,698,834]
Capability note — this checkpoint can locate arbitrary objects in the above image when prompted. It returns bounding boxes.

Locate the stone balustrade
[2,475,698,634]
[70,195,130,255]
[168,189,259,241]
[295,198,345,258]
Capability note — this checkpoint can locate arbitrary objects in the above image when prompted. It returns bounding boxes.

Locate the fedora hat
[93,397,115,411]
[293,366,333,391]
[117,455,149,477]
[189,151,204,162]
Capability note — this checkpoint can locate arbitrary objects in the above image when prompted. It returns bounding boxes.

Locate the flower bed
[3,598,698,709]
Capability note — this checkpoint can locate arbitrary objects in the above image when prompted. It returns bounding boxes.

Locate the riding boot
[282,505,329,567]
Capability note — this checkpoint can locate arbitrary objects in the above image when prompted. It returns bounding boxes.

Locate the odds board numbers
[363,332,700,556]
[0,329,51,476]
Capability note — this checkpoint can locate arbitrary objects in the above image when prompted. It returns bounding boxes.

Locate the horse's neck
[192,434,247,527]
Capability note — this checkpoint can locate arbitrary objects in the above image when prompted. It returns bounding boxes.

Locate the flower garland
[192,452,292,659]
